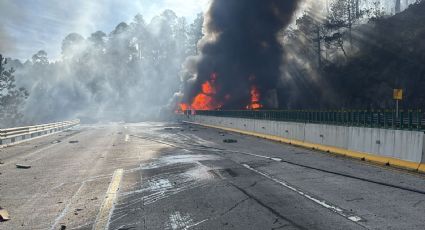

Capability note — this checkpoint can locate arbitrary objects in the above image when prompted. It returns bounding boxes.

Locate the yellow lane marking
[93,169,124,230]
[185,121,423,172]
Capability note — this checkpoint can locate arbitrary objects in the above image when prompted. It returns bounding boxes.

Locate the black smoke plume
[183,0,300,109]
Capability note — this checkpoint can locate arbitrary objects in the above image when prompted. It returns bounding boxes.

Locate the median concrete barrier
[185,115,425,172]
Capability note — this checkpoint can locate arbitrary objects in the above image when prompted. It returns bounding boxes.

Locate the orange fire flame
[246,85,263,110]
[179,103,189,111]
[178,73,263,112]
[179,73,222,111]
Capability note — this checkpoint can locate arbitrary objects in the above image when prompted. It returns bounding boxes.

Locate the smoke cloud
[0,25,15,54]
[2,10,205,126]
[182,0,300,109]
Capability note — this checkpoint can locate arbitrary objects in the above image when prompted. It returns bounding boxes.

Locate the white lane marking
[2,142,59,166]
[50,182,86,230]
[349,216,363,222]
[184,219,208,230]
[271,157,283,162]
[125,134,130,142]
[224,149,276,161]
[242,164,363,223]
[93,169,124,230]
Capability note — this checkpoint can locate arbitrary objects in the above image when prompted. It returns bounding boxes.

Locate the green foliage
[0,54,29,127]
[281,0,424,109]
[323,1,425,108]
[187,13,204,55]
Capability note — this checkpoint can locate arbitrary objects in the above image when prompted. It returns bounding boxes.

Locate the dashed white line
[50,182,86,230]
[242,164,363,224]
[184,219,209,230]
[2,142,59,166]
[270,157,283,162]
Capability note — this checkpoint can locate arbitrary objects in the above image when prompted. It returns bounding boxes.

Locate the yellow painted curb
[186,121,422,172]
[388,159,420,171]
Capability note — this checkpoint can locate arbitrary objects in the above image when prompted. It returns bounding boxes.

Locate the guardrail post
[400,110,404,129]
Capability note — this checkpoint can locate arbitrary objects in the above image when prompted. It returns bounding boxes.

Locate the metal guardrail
[189,110,425,131]
[0,119,80,145]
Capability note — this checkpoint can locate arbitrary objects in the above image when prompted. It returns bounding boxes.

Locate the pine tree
[0,54,29,127]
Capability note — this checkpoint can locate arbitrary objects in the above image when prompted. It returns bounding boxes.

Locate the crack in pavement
[229,183,308,230]
[219,197,250,217]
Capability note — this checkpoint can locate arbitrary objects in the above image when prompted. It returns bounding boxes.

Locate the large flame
[179,73,263,112]
[180,73,222,111]
[179,103,189,111]
[246,85,263,110]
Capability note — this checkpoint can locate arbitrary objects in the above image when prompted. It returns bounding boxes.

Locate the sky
[0,0,210,61]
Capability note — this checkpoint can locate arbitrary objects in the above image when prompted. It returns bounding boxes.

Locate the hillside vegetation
[324,1,425,109]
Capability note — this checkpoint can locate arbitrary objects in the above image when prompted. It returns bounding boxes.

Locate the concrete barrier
[184,115,425,172]
[0,119,80,147]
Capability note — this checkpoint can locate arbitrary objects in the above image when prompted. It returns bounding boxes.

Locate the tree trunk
[356,0,360,17]
[395,0,401,13]
[316,26,322,68]
[348,1,353,48]
[326,0,330,14]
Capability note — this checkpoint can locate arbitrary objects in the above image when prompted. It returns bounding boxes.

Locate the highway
[1,122,425,229]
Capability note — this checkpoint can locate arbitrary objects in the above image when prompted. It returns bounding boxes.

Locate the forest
[281,0,425,109]
[0,0,424,127]
[1,11,204,127]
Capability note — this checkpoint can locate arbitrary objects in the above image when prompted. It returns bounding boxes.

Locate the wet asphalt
[1,122,425,230]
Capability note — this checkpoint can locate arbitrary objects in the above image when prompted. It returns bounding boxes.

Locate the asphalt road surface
[1,122,425,230]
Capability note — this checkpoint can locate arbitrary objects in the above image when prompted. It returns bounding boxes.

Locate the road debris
[69,140,79,144]
[223,139,238,143]
[0,159,4,164]
[51,140,62,144]
[74,208,83,215]
[0,208,10,221]
[16,164,31,169]
[60,224,66,230]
